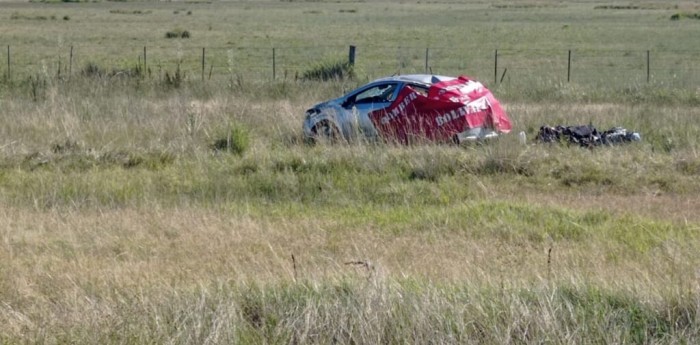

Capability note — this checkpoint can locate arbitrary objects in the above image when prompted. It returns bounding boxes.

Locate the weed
[10,13,56,20]
[675,159,700,175]
[302,60,354,81]
[165,29,191,39]
[211,124,250,155]
[670,13,700,20]
[472,155,533,176]
[81,62,106,78]
[162,64,185,88]
[51,139,81,154]
[594,5,640,10]
[26,74,47,101]
[109,10,152,15]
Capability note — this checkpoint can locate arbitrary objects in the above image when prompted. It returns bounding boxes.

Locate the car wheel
[311,120,342,142]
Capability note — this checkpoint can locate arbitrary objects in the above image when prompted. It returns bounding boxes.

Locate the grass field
[1,0,700,343]
[2,0,700,86]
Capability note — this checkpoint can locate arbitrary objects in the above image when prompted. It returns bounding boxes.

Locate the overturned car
[303,74,512,144]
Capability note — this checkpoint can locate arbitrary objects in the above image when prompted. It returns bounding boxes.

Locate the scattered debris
[536,124,641,147]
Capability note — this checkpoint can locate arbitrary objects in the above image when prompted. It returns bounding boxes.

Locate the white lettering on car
[378,89,492,129]
[380,92,418,125]
[441,81,483,95]
[435,97,491,127]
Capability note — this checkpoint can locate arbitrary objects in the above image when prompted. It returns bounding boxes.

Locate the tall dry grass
[1,206,699,343]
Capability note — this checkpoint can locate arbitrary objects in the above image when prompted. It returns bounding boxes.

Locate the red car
[302,74,512,144]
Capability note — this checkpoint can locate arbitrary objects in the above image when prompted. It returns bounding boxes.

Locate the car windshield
[352,83,397,105]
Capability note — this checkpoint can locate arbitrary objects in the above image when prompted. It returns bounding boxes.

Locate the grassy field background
[1,0,699,86]
[1,0,700,343]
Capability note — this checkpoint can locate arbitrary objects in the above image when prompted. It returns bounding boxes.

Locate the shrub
[212,125,250,155]
[165,29,191,39]
[10,13,54,20]
[109,10,152,15]
[26,74,47,102]
[162,64,185,88]
[302,60,354,81]
[670,12,700,20]
[81,62,106,77]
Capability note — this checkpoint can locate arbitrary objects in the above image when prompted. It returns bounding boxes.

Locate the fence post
[500,68,508,84]
[567,50,571,82]
[348,45,356,66]
[425,48,429,74]
[646,50,650,83]
[143,46,147,76]
[201,47,206,81]
[6,45,10,81]
[69,46,73,80]
[494,49,498,84]
[272,48,276,80]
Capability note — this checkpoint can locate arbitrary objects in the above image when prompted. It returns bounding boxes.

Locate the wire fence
[3,44,700,88]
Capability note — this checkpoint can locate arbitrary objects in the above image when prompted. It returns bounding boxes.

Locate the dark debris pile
[535,124,641,147]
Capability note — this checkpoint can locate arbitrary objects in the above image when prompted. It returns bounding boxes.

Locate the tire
[311,120,342,143]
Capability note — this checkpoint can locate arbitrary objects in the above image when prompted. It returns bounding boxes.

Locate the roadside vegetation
[1,0,699,343]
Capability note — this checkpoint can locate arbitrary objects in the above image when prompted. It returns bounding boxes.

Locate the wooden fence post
[6,45,10,81]
[143,46,147,76]
[494,49,498,84]
[646,50,650,83]
[202,47,206,81]
[348,45,356,66]
[69,46,73,80]
[567,50,571,82]
[425,48,429,74]
[272,48,276,80]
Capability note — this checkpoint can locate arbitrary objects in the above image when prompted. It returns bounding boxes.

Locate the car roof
[372,74,456,86]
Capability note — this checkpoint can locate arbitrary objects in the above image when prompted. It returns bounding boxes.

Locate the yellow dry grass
[2,202,697,298]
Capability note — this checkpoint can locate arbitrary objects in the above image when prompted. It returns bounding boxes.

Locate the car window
[407,84,428,96]
[353,83,397,105]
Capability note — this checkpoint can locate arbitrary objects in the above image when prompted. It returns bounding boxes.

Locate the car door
[342,82,400,137]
